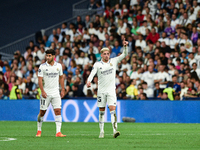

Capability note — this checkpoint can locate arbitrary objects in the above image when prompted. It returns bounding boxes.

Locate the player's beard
[47,57,53,64]
[103,56,109,62]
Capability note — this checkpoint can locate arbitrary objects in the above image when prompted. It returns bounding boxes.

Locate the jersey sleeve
[87,63,98,82]
[59,64,63,76]
[38,65,43,77]
[115,46,128,63]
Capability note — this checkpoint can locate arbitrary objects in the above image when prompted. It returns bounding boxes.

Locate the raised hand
[123,38,129,47]
[87,81,91,88]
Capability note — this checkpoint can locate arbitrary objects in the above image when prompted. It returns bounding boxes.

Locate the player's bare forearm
[59,75,65,98]
[59,75,65,91]
[116,39,129,62]
[38,77,47,98]
[38,77,45,92]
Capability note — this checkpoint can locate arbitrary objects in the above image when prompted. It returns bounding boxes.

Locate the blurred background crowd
[1,0,200,100]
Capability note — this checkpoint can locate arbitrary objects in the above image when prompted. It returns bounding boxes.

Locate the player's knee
[54,109,61,115]
[109,106,116,111]
[99,107,105,111]
[39,110,46,116]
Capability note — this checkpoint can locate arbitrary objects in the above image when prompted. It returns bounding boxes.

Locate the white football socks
[55,115,62,133]
[37,115,43,131]
[110,110,117,134]
[99,111,105,133]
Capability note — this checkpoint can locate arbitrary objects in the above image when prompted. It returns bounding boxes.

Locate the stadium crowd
[1,0,200,100]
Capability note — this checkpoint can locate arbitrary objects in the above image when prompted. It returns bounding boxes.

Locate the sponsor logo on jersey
[46,72,59,77]
[101,68,113,75]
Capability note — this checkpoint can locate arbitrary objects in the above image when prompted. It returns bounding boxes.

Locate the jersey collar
[45,61,57,66]
[100,59,111,64]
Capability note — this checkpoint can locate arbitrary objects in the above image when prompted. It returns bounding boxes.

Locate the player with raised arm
[36,49,66,137]
[87,38,129,138]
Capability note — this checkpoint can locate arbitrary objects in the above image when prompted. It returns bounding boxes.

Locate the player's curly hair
[46,49,55,55]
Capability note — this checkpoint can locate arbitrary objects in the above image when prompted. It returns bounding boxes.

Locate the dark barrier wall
[0,100,200,123]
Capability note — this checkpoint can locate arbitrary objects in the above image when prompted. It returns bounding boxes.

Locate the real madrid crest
[110,63,113,66]
[57,68,59,71]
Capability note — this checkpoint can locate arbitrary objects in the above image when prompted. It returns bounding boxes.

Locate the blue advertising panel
[0,99,200,123]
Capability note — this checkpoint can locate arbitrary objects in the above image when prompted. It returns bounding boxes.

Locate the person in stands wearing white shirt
[171,14,179,28]
[87,38,128,138]
[158,32,169,46]
[135,34,146,50]
[97,26,106,41]
[37,47,46,61]
[136,20,148,36]
[36,49,66,137]
[195,46,200,68]
[119,58,131,76]
[193,0,200,15]
[117,20,127,36]
[154,64,171,90]
[189,53,197,68]
[178,12,191,27]
[141,65,156,89]
[142,81,154,98]
[130,67,143,87]
[169,33,177,50]
[79,51,89,67]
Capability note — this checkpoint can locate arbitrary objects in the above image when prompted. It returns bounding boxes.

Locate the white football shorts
[40,95,61,110]
[97,92,117,107]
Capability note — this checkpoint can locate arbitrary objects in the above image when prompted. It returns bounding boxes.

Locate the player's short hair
[46,49,55,55]
[100,47,110,54]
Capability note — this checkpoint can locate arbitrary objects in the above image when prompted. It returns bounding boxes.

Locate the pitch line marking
[55,133,200,136]
[0,137,17,141]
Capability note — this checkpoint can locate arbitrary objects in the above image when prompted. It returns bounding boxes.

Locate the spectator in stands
[117,20,127,36]
[88,0,97,10]
[142,81,154,98]
[146,28,160,44]
[0,88,8,100]
[9,79,22,100]
[117,83,127,99]
[96,1,104,16]
[68,59,77,76]
[135,34,146,51]
[25,76,36,92]
[112,40,121,55]
[137,20,148,37]
[126,79,138,99]
[163,81,175,100]
[141,65,156,89]
[48,29,57,43]
[140,93,148,100]
[154,82,162,98]
[154,64,171,90]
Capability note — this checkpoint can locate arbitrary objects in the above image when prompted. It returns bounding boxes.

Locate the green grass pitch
[0,121,200,150]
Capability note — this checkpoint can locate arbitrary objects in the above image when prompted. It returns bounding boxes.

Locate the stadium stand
[1,0,200,101]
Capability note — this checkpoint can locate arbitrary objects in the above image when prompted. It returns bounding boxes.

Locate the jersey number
[41,99,45,105]
[97,96,101,102]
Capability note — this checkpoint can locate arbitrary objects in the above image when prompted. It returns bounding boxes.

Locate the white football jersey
[88,47,128,93]
[38,61,63,97]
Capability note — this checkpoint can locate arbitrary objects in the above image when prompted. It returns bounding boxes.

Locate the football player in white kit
[87,38,129,138]
[36,49,66,137]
